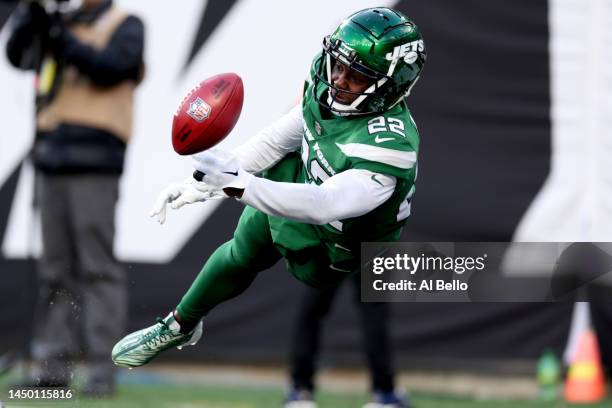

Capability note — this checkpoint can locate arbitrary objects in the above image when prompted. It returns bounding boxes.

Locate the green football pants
[175,207,353,325]
[175,206,282,323]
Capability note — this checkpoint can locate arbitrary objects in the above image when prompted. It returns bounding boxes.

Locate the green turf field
[3,365,612,408]
[3,382,612,408]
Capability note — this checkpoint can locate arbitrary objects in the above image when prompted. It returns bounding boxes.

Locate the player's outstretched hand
[192,149,253,193]
[149,177,224,224]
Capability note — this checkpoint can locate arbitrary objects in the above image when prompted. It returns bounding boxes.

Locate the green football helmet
[313,7,426,115]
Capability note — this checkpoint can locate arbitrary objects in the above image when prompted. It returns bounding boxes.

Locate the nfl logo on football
[187,97,212,122]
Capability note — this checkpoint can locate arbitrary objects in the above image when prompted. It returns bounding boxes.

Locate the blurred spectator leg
[71,174,126,396]
[30,174,78,387]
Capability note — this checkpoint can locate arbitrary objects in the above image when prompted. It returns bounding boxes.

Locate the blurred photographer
[6,0,144,396]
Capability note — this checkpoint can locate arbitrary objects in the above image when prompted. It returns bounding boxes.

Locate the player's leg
[285,284,340,407]
[175,206,282,328]
[112,206,282,367]
[353,275,410,408]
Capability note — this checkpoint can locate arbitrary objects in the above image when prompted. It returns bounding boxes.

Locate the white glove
[192,149,254,193]
[149,177,224,224]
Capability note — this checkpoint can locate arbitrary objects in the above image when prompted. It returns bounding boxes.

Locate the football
[171,73,244,155]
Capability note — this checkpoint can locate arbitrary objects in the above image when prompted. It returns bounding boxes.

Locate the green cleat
[111,313,202,368]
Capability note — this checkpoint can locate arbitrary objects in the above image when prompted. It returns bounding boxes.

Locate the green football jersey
[267,56,420,271]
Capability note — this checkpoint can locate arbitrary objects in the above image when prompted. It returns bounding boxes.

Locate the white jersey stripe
[336,142,416,169]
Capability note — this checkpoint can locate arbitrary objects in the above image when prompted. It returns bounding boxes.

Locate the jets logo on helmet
[386,40,426,64]
[312,7,426,115]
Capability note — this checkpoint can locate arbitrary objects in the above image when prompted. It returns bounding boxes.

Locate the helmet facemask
[313,36,395,116]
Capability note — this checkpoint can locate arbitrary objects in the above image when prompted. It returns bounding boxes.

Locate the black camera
[22,0,76,16]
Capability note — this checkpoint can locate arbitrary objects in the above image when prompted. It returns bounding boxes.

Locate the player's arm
[149,106,303,224]
[5,2,49,70]
[231,104,303,174]
[193,151,396,224]
[241,169,396,224]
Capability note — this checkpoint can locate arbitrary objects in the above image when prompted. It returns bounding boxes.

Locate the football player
[113,7,425,405]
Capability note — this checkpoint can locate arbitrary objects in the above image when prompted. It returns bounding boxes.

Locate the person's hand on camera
[10,2,49,35]
[47,20,67,56]
[27,2,54,37]
[20,2,68,56]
